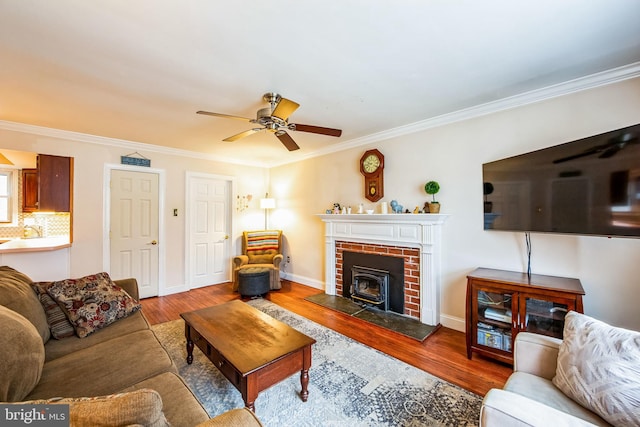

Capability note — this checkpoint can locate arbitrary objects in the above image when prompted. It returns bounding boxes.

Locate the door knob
[149,240,158,245]
[225,235,229,240]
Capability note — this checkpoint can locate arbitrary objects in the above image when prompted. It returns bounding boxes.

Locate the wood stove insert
[343,251,404,314]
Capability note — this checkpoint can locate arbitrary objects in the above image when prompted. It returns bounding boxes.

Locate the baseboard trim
[281,272,324,290]
[440,314,465,333]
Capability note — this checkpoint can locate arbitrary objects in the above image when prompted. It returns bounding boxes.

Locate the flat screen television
[482,123,640,238]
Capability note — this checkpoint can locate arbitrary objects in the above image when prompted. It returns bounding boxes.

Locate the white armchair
[481,311,640,426]
[480,333,608,426]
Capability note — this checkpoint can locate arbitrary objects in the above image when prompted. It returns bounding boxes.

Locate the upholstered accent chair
[233,230,283,291]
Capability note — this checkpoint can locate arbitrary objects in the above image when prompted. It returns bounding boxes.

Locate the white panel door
[188,176,230,288]
[110,170,159,298]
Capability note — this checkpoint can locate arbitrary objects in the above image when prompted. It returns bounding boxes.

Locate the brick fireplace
[318,213,449,326]
[336,241,420,319]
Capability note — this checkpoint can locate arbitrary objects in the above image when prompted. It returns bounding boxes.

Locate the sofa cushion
[0,305,45,401]
[123,371,210,427]
[23,389,169,427]
[0,266,50,343]
[506,371,609,426]
[553,311,640,426]
[46,272,141,338]
[44,309,150,362]
[27,329,175,400]
[32,281,76,339]
[481,389,605,427]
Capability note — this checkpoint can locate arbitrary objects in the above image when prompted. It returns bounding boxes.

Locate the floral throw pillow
[46,272,141,338]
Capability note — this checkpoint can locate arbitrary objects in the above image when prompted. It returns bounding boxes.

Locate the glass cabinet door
[475,289,514,353]
[520,295,574,339]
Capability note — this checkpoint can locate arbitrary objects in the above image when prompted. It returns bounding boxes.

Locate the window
[0,169,17,224]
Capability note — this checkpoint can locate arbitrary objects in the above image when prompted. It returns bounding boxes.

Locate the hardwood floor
[140,280,511,396]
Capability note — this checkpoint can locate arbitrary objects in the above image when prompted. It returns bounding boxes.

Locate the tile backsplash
[0,212,71,239]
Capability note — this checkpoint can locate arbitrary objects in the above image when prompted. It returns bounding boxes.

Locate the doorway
[186,173,232,288]
[107,167,163,298]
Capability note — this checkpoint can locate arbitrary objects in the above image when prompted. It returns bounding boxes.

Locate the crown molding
[271,62,640,167]
[0,120,269,168]
[2,62,638,169]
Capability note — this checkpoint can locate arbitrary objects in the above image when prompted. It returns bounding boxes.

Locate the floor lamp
[260,193,275,229]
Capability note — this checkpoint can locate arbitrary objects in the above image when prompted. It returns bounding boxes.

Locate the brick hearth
[335,241,421,319]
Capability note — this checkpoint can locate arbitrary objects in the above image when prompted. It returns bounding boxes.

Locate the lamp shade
[260,198,275,209]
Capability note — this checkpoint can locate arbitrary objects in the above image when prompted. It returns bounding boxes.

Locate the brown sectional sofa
[0,266,262,427]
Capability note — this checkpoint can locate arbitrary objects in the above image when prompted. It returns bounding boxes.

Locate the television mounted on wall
[482,123,640,238]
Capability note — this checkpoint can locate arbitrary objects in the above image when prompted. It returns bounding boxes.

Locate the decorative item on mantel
[120,151,151,167]
[390,200,403,213]
[424,181,441,213]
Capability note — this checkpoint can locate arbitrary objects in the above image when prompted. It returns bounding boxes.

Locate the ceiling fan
[552,131,638,164]
[197,92,342,151]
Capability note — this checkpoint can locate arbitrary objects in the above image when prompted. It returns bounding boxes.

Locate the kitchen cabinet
[21,154,73,212]
[466,267,584,364]
[21,168,38,212]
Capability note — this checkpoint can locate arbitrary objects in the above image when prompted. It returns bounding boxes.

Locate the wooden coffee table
[180,300,316,411]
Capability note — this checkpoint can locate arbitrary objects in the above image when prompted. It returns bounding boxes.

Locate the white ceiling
[1,0,639,167]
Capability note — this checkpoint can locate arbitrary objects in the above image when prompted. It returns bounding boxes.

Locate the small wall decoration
[236,194,252,212]
[121,151,151,167]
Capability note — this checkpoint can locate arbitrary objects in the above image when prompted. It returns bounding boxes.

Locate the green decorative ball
[424,181,440,195]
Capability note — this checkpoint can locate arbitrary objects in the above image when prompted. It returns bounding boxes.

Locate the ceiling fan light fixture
[197,92,342,150]
[262,92,281,106]
[256,107,272,122]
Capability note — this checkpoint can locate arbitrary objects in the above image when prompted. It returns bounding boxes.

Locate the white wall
[1,78,638,331]
[0,128,270,293]
[270,77,640,331]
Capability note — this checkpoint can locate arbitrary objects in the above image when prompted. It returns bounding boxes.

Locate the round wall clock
[360,149,384,202]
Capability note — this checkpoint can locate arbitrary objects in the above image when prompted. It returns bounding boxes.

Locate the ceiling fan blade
[291,123,342,137]
[223,129,261,142]
[196,111,252,122]
[275,131,300,151]
[271,98,300,121]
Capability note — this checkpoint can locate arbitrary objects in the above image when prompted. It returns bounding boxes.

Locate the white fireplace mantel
[317,214,449,326]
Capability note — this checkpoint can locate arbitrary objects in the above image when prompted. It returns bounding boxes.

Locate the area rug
[151,299,482,426]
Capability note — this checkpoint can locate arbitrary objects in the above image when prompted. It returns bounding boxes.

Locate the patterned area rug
[151,299,482,426]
